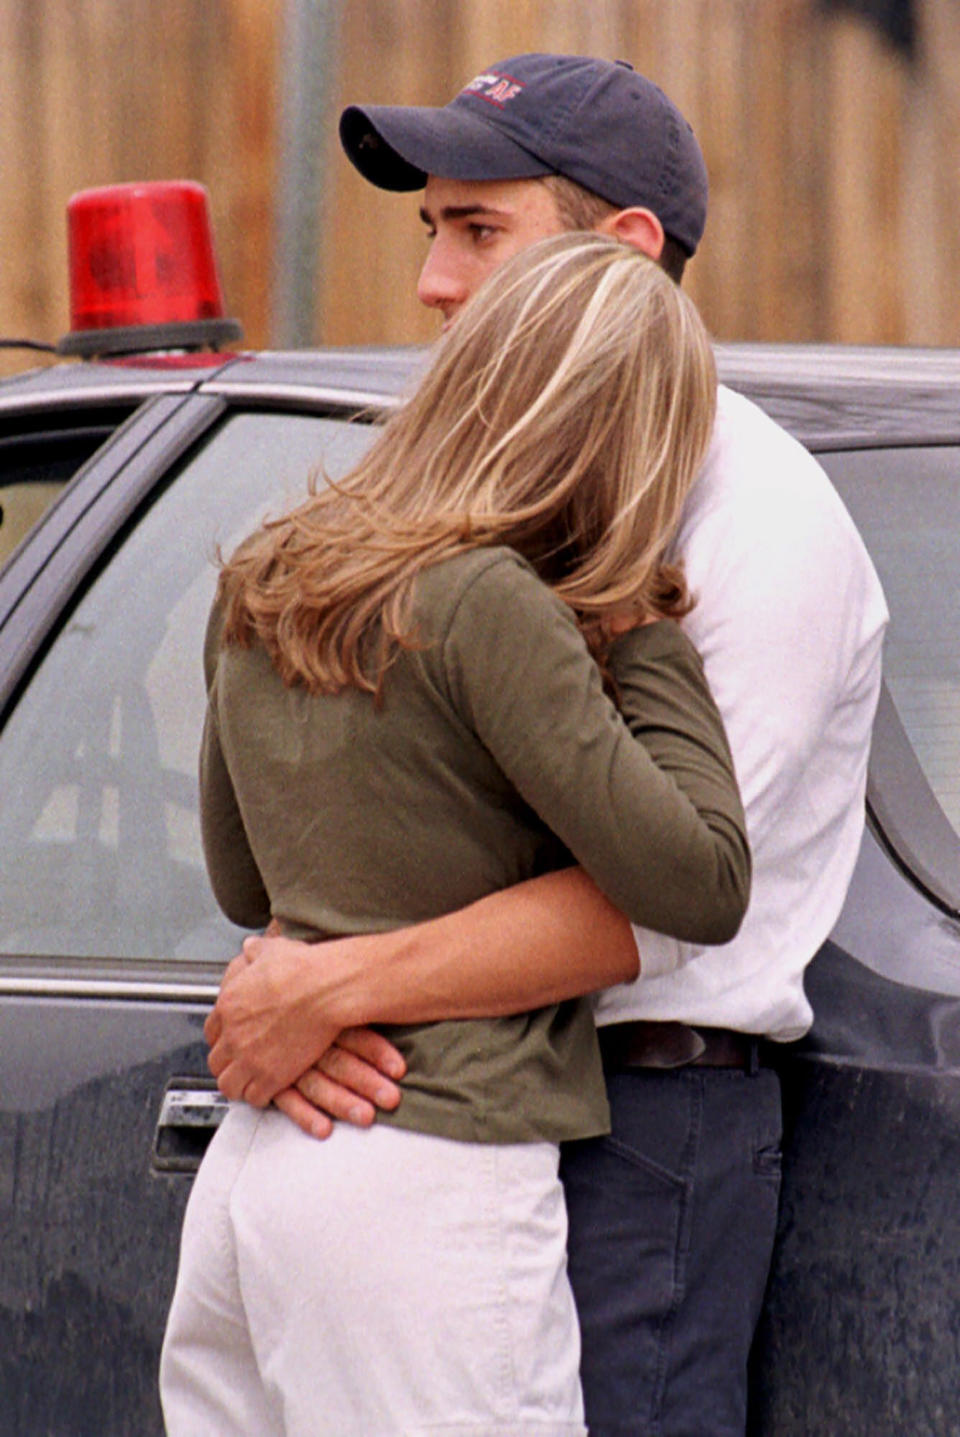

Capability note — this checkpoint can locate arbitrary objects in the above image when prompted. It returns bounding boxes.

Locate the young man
[205,54,888,1436]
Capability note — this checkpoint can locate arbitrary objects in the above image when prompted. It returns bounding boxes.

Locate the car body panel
[750,937,960,1434]
[0,996,207,1435]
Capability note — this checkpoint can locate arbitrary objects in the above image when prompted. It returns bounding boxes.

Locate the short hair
[542,174,690,284]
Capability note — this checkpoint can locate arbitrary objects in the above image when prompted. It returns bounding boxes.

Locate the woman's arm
[436,553,750,941]
[199,601,272,930]
[199,700,272,929]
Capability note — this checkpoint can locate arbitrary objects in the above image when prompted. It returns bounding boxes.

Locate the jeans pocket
[600,1132,689,1189]
[562,1132,688,1327]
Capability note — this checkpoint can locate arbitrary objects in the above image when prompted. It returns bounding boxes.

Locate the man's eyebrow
[418,203,511,225]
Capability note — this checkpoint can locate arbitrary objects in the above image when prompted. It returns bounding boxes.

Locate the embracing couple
[161,53,887,1437]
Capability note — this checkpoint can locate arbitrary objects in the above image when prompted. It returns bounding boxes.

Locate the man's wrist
[302,927,408,1031]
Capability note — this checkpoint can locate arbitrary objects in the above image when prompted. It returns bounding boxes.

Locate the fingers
[273,1087,334,1141]
[289,1034,408,1127]
[215,1039,404,1128]
[205,1007,242,1084]
[207,1030,284,1107]
[241,1073,281,1109]
[207,1039,227,1081]
[334,1027,407,1081]
[206,1052,274,1107]
[207,1055,249,1103]
[294,1066,378,1127]
[603,608,658,638]
[314,1043,403,1113]
[204,946,257,1046]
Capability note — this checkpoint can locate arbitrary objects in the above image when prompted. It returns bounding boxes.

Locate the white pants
[160,1105,586,1436]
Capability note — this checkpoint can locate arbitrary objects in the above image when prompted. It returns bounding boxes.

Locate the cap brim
[340,104,552,191]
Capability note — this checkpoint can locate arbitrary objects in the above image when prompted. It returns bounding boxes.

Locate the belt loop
[747,1038,760,1077]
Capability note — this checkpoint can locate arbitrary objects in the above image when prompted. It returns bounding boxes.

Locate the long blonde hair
[218,232,717,695]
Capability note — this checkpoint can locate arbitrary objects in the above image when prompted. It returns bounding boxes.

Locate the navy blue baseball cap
[339,53,708,256]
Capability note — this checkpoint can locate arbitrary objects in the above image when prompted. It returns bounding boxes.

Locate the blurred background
[1,0,957,374]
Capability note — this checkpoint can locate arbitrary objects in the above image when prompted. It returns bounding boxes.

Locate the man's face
[417,175,566,328]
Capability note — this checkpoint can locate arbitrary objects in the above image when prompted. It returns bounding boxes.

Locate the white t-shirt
[595,385,889,1041]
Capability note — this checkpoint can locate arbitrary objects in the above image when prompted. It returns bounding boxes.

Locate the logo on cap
[462,71,525,108]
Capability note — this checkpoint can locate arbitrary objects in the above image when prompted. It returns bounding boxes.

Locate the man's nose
[416,239,467,313]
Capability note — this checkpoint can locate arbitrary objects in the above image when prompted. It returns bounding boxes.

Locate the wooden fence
[2,0,958,376]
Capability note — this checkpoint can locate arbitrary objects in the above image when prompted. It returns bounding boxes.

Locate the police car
[1,182,959,1435]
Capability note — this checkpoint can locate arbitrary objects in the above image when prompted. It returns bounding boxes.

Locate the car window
[823,445,960,839]
[0,409,132,565]
[0,410,379,962]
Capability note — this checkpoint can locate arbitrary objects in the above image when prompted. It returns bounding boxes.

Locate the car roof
[3,342,959,452]
[714,343,960,451]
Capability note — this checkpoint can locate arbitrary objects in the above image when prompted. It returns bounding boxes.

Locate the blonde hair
[219,232,716,696]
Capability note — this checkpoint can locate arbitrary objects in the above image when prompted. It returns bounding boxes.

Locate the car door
[0,395,380,1435]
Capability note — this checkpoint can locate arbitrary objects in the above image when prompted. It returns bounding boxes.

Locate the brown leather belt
[598,1020,763,1072]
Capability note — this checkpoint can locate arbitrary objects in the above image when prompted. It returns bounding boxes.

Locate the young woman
[161,232,750,1435]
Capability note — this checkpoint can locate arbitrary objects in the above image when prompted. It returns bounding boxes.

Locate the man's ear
[595,207,665,262]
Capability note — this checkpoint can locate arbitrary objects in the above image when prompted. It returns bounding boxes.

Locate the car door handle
[153,1081,229,1173]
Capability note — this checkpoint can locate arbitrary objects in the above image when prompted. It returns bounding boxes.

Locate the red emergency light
[58,181,242,358]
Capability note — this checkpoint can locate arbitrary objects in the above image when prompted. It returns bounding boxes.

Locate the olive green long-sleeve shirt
[201,547,750,1144]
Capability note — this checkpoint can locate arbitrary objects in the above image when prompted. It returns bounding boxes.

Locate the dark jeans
[560,1064,782,1437]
